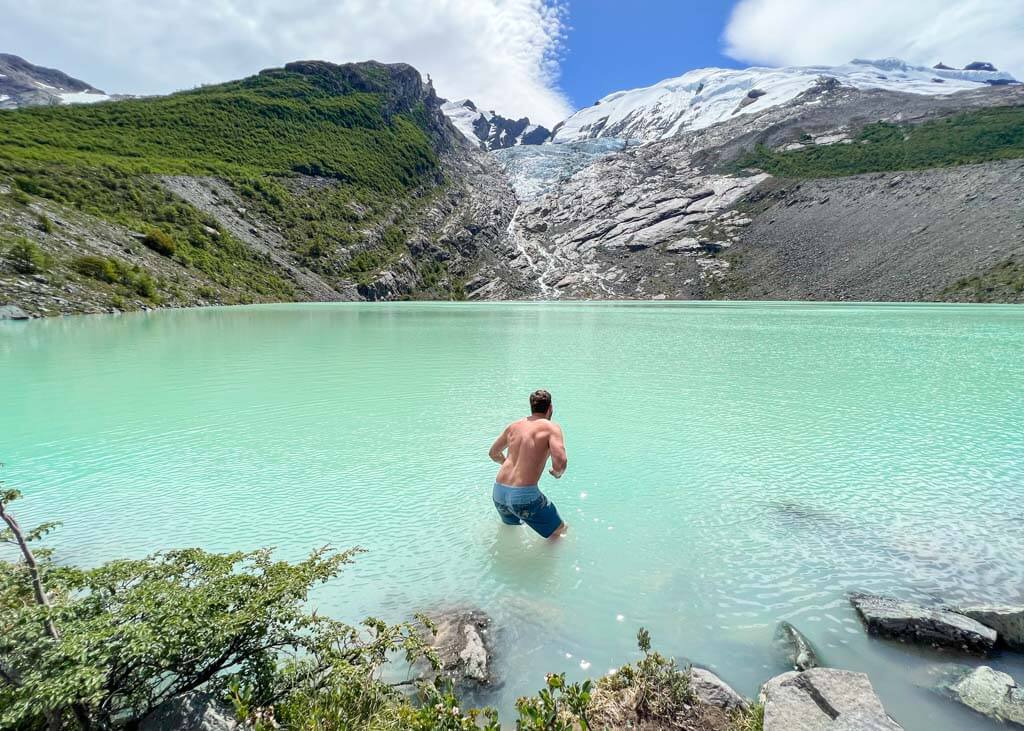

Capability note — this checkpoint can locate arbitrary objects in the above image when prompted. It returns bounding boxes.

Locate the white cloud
[723,0,1024,80]
[0,0,572,125]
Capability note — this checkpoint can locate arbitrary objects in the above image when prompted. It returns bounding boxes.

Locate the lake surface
[3,302,1024,728]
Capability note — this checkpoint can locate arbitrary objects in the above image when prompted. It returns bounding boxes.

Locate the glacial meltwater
[2,302,1023,729]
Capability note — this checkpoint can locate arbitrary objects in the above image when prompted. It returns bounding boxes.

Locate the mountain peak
[0,53,114,109]
[441,98,551,150]
[551,58,1019,144]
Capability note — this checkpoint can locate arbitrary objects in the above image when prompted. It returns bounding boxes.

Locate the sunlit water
[2,302,1023,729]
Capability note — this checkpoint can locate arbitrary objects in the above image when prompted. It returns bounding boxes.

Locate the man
[488,389,568,539]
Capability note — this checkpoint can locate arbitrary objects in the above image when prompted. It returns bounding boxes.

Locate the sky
[1,0,1022,127]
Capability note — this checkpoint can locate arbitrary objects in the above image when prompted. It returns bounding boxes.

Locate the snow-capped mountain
[441,98,551,150]
[551,58,1018,144]
[0,53,115,109]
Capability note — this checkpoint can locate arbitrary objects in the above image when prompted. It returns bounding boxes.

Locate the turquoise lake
[2,302,1023,729]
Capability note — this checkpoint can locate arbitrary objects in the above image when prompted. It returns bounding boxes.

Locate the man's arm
[548,423,567,478]
[489,426,509,465]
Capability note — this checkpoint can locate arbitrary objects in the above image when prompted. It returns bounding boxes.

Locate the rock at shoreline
[760,668,903,730]
[690,667,749,712]
[140,692,238,731]
[850,593,996,653]
[776,621,820,671]
[0,304,30,320]
[943,665,1024,726]
[957,605,1024,650]
[420,608,493,686]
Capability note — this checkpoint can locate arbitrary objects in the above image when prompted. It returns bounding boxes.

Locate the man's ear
[546,405,553,418]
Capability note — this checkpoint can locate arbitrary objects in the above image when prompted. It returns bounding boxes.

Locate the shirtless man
[488,389,568,539]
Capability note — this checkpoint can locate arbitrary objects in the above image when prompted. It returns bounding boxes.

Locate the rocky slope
[3,55,1024,315]
[0,53,116,109]
[441,98,551,149]
[0,59,527,316]
[476,81,1024,302]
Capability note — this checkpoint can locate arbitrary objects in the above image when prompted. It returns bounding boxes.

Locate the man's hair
[529,389,552,414]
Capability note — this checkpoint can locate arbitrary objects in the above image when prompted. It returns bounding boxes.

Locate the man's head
[529,389,553,418]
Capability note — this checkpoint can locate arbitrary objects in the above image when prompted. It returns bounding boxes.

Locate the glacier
[491,138,626,199]
[551,58,1018,144]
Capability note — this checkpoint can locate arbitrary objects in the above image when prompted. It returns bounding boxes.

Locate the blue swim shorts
[492,482,563,538]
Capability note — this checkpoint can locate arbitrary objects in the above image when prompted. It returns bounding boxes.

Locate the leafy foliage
[734,106,1024,178]
[2,486,762,731]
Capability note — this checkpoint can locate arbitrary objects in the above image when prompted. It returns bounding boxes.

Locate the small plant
[4,237,51,274]
[37,215,55,234]
[142,228,176,256]
[516,673,593,731]
[73,254,119,282]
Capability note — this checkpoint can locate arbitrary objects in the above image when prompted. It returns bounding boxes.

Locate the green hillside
[0,61,445,305]
[735,105,1024,178]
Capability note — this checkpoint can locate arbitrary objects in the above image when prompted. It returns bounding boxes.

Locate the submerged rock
[957,605,1024,650]
[760,668,903,730]
[690,667,749,712]
[850,593,996,653]
[776,621,820,671]
[420,608,493,686]
[140,692,238,731]
[943,665,1024,726]
[0,304,30,320]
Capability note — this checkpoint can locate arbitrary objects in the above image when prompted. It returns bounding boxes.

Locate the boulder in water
[0,304,30,320]
[776,621,820,671]
[760,668,903,730]
[419,608,493,686]
[690,667,749,712]
[942,665,1024,726]
[850,593,996,653]
[140,692,238,731]
[956,604,1024,650]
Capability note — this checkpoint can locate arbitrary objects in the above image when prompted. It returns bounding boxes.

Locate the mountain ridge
[2,53,1023,315]
[550,57,1019,143]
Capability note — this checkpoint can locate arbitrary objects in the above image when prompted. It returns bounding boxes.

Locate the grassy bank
[0,62,444,310]
[735,105,1024,177]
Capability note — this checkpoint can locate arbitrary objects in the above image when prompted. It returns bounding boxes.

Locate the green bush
[142,228,176,256]
[72,254,160,301]
[37,215,55,234]
[73,254,119,283]
[4,237,50,274]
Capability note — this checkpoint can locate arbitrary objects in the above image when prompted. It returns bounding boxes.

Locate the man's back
[494,417,562,487]
[489,389,568,539]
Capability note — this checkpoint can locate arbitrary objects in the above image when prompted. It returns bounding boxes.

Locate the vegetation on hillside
[0,487,762,730]
[734,105,1024,177]
[941,257,1024,303]
[0,62,447,307]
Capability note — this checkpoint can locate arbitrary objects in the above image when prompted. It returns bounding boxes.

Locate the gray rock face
[496,82,1024,302]
[776,621,820,671]
[760,668,903,730]
[944,666,1024,725]
[0,304,30,320]
[0,53,115,109]
[421,608,493,686]
[958,605,1024,650]
[689,667,749,712]
[140,692,238,731]
[850,593,997,653]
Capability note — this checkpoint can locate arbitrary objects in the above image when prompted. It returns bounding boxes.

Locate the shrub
[37,215,55,234]
[73,254,119,283]
[4,238,50,274]
[142,228,176,256]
